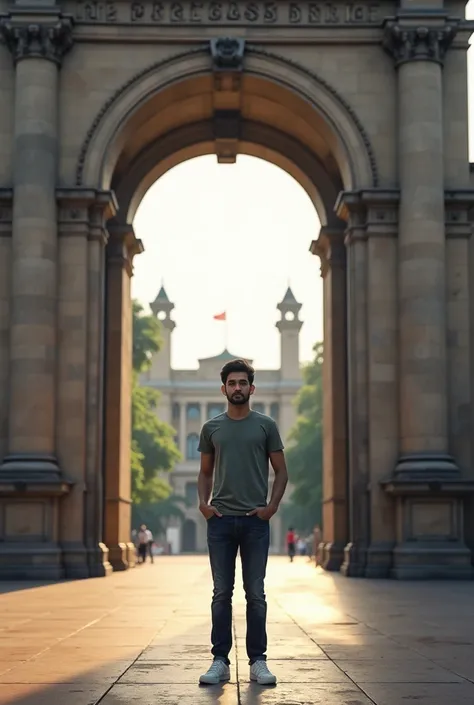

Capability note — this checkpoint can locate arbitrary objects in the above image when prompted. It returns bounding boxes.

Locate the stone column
[332,196,370,577]
[0,15,73,579]
[382,19,474,578]
[0,16,72,476]
[311,226,348,571]
[179,403,186,457]
[103,223,143,571]
[363,192,399,578]
[56,190,114,579]
[383,20,454,464]
[0,191,12,465]
[200,402,207,428]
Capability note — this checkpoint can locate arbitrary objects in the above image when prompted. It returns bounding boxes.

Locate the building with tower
[142,285,304,553]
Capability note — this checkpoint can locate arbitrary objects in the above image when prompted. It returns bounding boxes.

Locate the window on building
[252,402,265,414]
[270,403,279,422]
[186,433,200,460]
[187,403,200,420]
[208,403,225,418]
[185,481,198,506]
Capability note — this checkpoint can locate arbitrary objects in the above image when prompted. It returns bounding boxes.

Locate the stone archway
[0,6,473,580]
[86,45,373,576]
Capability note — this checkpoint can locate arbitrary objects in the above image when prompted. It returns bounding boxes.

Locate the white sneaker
[199,660,231,684]
[250,660,277,685]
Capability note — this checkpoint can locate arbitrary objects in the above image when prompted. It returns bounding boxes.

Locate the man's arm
[267,450,289,511]
[247,450,288,520]
[198,452,222,518]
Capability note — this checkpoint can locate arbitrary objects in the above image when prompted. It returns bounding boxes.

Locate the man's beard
[226,391,250,406]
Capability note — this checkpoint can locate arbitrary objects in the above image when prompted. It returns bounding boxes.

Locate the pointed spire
[155,285,170,303]
[281,286,298,305]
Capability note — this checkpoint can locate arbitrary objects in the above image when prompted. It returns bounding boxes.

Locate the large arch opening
[86,49,373,571]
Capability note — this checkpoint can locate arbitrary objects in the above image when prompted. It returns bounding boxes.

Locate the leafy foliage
[131,301,181,506]
[284,342,323,534]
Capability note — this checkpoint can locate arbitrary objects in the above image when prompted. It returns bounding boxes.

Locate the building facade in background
[142,285,304,553]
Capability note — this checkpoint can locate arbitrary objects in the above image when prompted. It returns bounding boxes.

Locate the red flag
[213,312,226,321]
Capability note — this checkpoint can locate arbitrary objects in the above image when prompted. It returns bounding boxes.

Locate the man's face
[222,372,255,405]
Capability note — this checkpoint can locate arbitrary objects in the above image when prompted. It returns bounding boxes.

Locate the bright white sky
[132,14,474,371]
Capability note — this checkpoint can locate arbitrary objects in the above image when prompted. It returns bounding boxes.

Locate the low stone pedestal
[382,453,474,580]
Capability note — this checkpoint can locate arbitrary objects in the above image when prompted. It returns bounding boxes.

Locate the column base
[364,541,395,578]
[391,542,474,580]
[0,542,64,580]
[340,541,368,577]
[108,542,130,571]
[320,542,345,571]
[61,541,89,579]
[126,542,137,568]
[87,543,113,577]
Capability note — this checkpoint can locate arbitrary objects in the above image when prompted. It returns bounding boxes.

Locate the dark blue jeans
[207,514,270,665]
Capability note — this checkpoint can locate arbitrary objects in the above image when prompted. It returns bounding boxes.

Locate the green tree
[131,301,181,506]
[284,342,323,535]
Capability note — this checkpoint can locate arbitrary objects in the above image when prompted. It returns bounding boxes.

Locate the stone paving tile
[100,683,239,704]
[119,661,238,684]
[0,684,107,705]
[237,659,349,682]
[238,682,373,704]
[358,682,474,704]
[336,659,465,683]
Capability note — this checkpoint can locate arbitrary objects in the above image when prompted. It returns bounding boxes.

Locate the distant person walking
[197,358,288,686]
[137,524,149,564]
[146,527,154,563]
[286,527,296,562]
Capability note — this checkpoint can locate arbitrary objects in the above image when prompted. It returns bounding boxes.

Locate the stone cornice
[335,189,400,245]
[106,222,144,277]
[56,189,117,243]
[445,190,474,239]
[0,12,74,65]
[382,15,458,67]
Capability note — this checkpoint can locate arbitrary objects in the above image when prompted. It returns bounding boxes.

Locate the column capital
[0,12,74,65]
[106,223,144,277]
[382,17,457,67]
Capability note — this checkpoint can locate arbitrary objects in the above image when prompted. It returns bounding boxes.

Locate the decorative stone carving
[0,16,74,65]
[210,37,245,71]
[383,21,457,66]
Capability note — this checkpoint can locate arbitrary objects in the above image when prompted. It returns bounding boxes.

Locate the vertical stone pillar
[336,199,369,577]
[0,16,72,474]
[0,191,12,466]
[103,223,143,571]
[382,19,474,578]
[364,192,400,577]
[56,190,114,578]
[311,226,348,571]
[0,15,73,578]
[200,403,207,428]
[86,199,114,577]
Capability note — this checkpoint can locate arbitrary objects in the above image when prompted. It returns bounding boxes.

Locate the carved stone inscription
[74,0,381,26]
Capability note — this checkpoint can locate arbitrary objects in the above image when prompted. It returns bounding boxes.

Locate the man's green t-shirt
[198,410,284,515]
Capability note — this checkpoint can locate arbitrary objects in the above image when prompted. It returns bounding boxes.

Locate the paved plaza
[0,556,473,704]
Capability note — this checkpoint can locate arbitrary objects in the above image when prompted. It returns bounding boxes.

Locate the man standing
[197,359,288,686]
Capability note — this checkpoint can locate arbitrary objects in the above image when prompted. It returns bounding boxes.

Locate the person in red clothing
[286,527,296,562]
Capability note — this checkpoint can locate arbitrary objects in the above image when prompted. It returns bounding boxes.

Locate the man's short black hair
[220,358,255,386]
